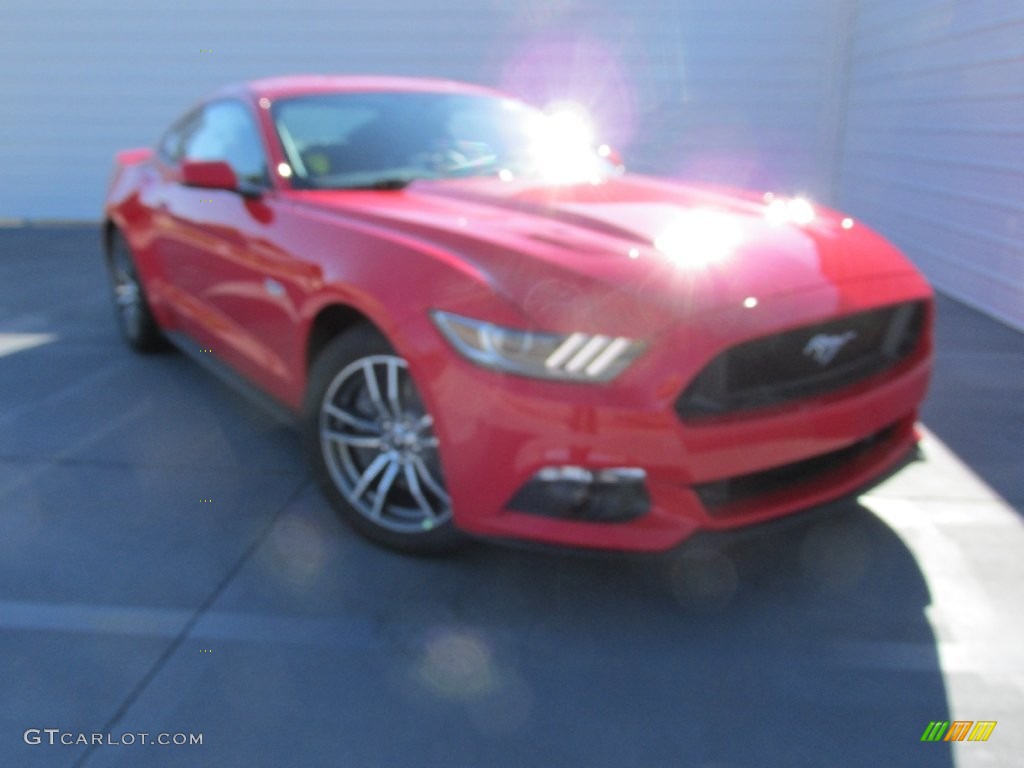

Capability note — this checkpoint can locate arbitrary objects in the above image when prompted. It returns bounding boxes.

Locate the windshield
[270,91,614,189]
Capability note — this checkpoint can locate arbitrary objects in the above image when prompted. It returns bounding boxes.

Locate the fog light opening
[507,466,651,523]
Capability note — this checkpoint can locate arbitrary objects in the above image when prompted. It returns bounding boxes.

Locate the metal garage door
[838,0,1024,331]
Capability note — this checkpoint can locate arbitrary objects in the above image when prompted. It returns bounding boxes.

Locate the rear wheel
[304,326,463,554]
[106,231,164,352]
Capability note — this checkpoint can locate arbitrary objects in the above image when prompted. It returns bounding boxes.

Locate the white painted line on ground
[0,599,379,650]
[0,332,56,357]
[0,599,189,637]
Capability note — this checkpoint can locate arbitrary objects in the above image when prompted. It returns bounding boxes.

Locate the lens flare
[765,196,816,226]
[416,627,498,700]
[655,209,743,268]
[543,102,595,147]
[528,102,602,184]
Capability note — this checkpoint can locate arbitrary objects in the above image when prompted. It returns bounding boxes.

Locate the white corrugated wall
[838,0,1024,331]
[0,0,848,219]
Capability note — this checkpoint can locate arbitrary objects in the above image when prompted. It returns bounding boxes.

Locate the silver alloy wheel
[111,242,143,338]
[319,354,452,534]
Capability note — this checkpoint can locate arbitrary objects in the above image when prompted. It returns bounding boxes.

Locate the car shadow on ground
[274,497,957,767]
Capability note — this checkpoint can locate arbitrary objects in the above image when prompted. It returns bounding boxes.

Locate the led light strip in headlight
[431,311,644,382]
[543,333,635,377]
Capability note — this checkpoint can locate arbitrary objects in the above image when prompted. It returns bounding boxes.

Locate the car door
[157,99,309,403]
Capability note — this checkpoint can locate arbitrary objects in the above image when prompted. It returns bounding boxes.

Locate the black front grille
[677,301,925,420]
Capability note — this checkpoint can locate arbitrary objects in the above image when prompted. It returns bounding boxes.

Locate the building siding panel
[839,0,1024,331]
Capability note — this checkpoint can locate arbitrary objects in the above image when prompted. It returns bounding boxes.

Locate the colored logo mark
[921,720,997,742]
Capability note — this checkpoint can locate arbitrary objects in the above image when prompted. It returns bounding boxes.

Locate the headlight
[431,311,644,382]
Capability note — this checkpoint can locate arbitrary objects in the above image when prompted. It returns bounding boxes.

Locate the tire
[105,231,165,352]
[303,325,464,554]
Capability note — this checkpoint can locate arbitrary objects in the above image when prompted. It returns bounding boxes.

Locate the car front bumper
[418,283,933,552]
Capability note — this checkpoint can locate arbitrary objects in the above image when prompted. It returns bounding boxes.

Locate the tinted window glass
[184,100,267,184]
[158,128,180,164]
[158,110,199,164]
[271,92,612,189]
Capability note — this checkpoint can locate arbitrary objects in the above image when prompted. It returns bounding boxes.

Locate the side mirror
[180,158,239,191]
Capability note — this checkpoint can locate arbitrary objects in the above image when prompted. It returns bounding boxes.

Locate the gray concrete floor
[1,224,1021,767]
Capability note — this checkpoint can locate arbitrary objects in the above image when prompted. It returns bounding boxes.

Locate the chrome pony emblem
[803,331,857,366]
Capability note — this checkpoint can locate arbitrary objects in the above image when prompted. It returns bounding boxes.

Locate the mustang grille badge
[803,330,857,366]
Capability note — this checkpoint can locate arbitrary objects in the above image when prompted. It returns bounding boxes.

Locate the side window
[158,128,180,164]
[183,101,267,185]
[158,110,199,165]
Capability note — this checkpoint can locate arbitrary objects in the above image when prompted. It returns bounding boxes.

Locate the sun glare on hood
[654,209,744,268]
[764,194,816,226]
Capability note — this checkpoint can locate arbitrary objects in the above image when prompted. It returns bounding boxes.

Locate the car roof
[210,75,506,103]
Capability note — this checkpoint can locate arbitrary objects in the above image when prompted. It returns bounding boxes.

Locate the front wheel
[303,326,464,554]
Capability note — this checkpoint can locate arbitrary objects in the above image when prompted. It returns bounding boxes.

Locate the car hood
[290,175,927,335]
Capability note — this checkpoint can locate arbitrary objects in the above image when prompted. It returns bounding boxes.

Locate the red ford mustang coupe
[103,76,933,554]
